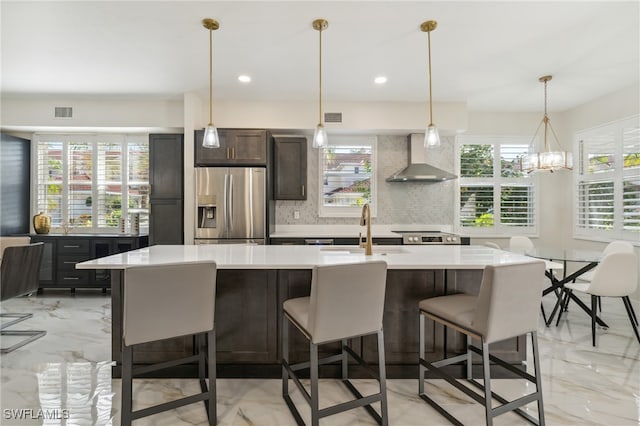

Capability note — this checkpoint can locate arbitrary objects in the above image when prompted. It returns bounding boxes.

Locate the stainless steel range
[393,231,469,245]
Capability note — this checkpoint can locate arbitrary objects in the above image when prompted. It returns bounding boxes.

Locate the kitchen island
[77,244,541,379]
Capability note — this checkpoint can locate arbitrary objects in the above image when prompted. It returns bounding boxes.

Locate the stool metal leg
[310,342,320,426]
[341,338,348,380]
[282,317,289,399]
[531,331,545,426]
[121,344,133,426]
[208,329,217,425]
[466,335,473,380]
[418,313,425,395]
[377,330,389,426]
[481,341,493,426]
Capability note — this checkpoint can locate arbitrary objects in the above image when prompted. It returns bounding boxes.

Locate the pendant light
[421,20,440,148]
[202,18,220,148]
[312,19,328,148]
[522,75,573,173]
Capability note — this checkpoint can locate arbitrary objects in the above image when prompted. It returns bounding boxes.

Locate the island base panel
[111,269,526,378]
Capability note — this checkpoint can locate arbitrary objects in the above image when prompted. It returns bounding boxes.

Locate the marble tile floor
[1,291,638,425]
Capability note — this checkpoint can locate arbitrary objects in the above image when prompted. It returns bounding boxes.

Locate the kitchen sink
[319,246,409,255]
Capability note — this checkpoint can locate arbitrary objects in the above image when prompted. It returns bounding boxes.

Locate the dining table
[514,246,605,327]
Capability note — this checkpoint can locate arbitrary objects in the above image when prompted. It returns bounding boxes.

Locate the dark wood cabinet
[273,136,307,200]
[215,270,278,363]
[195,129,268,166]
[148,199,183,245]
[30,234,148,290]
[149,134,183,199]
[149,134,183,245]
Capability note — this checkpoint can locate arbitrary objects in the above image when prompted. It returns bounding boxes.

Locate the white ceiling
[1,0,638,112]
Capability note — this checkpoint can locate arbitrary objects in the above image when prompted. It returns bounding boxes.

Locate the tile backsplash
[275,134,456,225]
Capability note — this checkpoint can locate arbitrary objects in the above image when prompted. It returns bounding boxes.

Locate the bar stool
[282,261,389,426]
[121,262,217,425]
[418,260,546,426]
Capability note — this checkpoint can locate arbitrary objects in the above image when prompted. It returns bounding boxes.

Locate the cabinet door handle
[63,245,81,248]
[231,147,235,159]
[301,185,305,197]
[227,147,231,159]
[63,277,80,281]
[63,261,78,264]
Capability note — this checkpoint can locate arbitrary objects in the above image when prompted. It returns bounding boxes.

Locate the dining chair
[281,261,389,426]
[418,260,547,426]
[1,242,46,354]
[564,241,634,315]
[556,252,639,346]
[509,236,534,251]
[121,262,217,425]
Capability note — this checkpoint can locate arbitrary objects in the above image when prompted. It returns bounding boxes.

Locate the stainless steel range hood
[386,134,457,182]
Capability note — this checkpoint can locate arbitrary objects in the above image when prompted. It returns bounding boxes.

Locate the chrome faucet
[359,203,373,256]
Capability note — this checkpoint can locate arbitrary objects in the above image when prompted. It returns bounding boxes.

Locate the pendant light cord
[318,27,323,125]
[209,27,214,125]
[427,30,433,126]
[543,78,549,151]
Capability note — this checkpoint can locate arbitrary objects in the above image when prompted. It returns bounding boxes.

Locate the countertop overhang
[76,244,541,270]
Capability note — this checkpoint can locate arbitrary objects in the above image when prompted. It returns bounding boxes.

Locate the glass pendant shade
[522,150,572,173]
[424,124,441,148]
[202,18,220,149]
[312,124,328,148]
[203,124,220,148]
[522,75,573,173]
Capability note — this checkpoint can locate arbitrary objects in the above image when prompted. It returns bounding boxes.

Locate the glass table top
[512,246,603,263]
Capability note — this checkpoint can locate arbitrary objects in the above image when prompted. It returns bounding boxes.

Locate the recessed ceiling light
[374,76,387,84]
[238,75,251,83]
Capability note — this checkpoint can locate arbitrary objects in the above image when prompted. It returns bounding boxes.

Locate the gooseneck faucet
[359,203,373,256]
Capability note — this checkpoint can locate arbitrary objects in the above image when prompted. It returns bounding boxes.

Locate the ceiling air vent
[324,112,342,123]
[54,107,73,118]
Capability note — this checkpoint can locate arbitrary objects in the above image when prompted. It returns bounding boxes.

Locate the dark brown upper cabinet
[195,129,268,166]
[273,136,307,200]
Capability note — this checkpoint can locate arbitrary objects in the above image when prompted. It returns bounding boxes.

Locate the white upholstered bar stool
[419,260,546,426]
[121,262,217,425]
[282,261,389,426]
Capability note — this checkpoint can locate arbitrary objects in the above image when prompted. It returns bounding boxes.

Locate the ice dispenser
[197,195,217,229]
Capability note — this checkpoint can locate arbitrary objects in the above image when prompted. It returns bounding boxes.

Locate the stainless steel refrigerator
[195,167,266,244]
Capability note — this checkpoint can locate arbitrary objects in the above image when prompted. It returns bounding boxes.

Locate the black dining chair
[1,242,46,354]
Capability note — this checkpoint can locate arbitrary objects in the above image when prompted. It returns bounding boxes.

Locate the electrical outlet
[294,210,300,220]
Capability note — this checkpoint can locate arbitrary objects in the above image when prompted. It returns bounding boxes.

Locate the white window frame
[318,135,378,218]
[573,114,640,244]
[32,133,149,234]
[454,135,539,237]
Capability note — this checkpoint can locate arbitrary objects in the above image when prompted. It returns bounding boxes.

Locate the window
[455,135,537,235]
[34,134,149,233]
[574,115,640,242]
[318,136,377,217]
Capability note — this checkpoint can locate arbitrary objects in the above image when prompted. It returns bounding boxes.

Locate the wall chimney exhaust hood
[386,133,457,182]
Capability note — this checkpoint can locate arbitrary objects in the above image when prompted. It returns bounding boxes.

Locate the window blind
[456,136,535,235]
[574,115,640,241]
[34,134,150,232]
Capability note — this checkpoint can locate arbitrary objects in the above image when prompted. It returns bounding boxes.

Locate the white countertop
[76,244,540,270]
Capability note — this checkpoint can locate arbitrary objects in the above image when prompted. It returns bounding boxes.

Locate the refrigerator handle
[228,174,233,233]
[224,173,230,235]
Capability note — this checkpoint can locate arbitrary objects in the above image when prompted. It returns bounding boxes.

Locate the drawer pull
[64,261,78,264]
[63,245,81,248]
[63,277,80,281]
